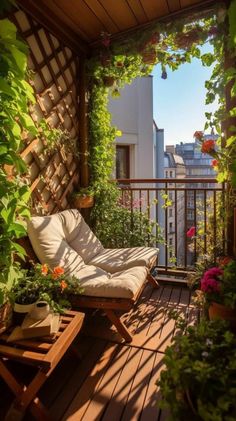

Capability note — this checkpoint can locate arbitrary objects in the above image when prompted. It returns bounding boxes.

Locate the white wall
[109,76,155,179]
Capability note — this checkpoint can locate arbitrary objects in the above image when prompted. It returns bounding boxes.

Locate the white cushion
[88,247,158,273]
[27,209,104,273]
[71,264,148,299]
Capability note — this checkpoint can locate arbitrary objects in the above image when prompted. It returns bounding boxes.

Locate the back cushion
[27,209,104,273]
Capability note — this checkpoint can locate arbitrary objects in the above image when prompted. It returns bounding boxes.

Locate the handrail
[116,178,221,184]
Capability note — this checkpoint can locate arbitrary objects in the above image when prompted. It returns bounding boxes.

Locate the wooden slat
[168,0,181,12]
[139,0,169,19]
[126,0,148,23]
[83,0,119,33]
[99,0,138,30]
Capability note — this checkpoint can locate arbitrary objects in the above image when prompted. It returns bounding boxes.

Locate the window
[187,210,194,220]
[116,146,130,179]
[169,237,173,246]
[170,171,173,178]
[169,250,173,258]
[169,222,173,232]
[169,208,173,217]
[169,192,173,201]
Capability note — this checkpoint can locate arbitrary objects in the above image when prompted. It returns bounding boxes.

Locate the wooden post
[223,13,236,256]
[78,56,89,188]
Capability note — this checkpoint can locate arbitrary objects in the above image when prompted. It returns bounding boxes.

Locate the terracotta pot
[103,76,115,87]
[141,51,156,65]
[72,195,94,209]
[208,302,236,328]
[0,302,12,334]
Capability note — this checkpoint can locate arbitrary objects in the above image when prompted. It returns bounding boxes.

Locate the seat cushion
[71,264,148,299]
[88,247,158,273]
[27,209,104,272]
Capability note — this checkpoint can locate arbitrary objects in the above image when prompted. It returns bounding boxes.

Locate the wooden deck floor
[0,283,198,421]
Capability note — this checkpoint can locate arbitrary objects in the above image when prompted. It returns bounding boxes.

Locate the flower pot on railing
[72,195,94,209]
[208,302,236,329]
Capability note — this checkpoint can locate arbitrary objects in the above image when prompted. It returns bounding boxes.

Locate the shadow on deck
[0,282,198,420]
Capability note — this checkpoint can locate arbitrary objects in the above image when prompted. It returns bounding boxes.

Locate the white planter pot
[14,302,36,314]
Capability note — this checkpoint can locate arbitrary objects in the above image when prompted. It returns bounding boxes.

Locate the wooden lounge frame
[69,265,159,343]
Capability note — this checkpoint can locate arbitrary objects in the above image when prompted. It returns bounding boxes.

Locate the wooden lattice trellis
[11,8,80,215]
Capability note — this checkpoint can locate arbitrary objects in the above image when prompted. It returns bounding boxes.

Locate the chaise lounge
[27,209,159,341]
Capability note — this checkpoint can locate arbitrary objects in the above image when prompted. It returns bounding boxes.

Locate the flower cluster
[200,267,223,293]
[201,139,216,154]
[12,264,82,312]
[199,258,236,308]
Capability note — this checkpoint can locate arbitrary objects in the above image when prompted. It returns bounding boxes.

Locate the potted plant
[71,186,95,209]
[199,258,236,325]
[12,263,82,316]
[158,319,236,420]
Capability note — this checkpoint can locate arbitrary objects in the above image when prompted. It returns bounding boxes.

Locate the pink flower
[200,277,220,293]
[187,226,196,238]
[204,267,223,280]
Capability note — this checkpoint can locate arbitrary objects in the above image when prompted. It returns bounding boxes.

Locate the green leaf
[0,77,15,97]
[19,113,37,135]
[8,45,27,74]
[8,222,26,236]
[12,242,26,259]
[226,136,236,147]
[0,19,16,40]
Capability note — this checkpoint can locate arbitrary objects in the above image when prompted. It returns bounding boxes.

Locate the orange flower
[218,256,232,267]
[52,266,65,279]
[60,280,68,290]
[41,264,48,275]
[201,139,215,154]
[211,159,219,167]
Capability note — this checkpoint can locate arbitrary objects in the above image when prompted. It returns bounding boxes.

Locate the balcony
[117,178,226,277]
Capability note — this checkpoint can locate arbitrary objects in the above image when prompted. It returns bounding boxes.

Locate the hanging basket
[0,302,13,334]
[72,195,94,209]
[208,302,236,329]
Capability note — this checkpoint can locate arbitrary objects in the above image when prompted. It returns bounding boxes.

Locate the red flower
[211,159,219,167]
[41,264,48,276]
[52,266,65,279]
[187,226,196,238]
[193,131,203,140]
[201,139,215,154]
[218,256,233,267]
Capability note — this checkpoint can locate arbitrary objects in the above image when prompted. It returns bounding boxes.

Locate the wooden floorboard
[0,283,198,421]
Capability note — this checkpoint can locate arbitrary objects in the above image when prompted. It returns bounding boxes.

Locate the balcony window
[116,145,130,179]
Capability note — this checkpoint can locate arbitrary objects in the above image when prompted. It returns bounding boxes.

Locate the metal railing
[117,178,226,275]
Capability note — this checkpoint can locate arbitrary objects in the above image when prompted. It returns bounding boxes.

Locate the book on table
[7,313,60,342]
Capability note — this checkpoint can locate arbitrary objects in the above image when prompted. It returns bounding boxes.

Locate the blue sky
[152,49,217,145]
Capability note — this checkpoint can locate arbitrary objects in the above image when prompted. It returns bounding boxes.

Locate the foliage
[39,120,77,157]
[158,319,236,421]
[11,263,82,313]
[91,189,163,248]
[0,18,38,305]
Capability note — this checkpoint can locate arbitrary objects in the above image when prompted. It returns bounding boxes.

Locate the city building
[163,147,186,266]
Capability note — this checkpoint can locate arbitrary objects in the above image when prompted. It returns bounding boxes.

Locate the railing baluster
[194,189,197,263]
[165,182,168,270]
[204,189,207,255]
[175,188,177,266]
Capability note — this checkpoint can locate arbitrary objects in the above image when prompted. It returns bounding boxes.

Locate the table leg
[0,359,51,421]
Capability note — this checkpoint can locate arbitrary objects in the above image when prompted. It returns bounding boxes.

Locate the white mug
[30,301,50,320]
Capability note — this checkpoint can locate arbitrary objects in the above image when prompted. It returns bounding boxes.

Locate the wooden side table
[0,310,84,421]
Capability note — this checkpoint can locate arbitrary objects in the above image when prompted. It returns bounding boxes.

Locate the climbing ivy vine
[87,2,234,242]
